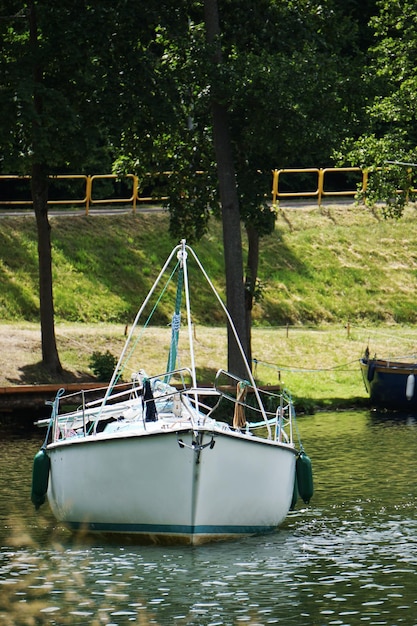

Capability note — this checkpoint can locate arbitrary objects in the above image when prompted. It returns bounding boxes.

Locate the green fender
[296,451,314,504]
[31,448,50,510]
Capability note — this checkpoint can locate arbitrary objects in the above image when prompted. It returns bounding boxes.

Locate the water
[1,409,417,625]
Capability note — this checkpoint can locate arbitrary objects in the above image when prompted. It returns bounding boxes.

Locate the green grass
[2,202,417,409]
[2,204,417,326]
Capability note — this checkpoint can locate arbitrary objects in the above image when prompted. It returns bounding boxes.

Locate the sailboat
[32,240,312,545]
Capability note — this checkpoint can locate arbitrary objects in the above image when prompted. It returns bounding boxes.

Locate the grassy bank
[1,202,417,409]
[2,320,417,412]
[2,203,417,326]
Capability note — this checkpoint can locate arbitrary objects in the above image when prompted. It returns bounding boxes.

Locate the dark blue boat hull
[360,358,417,410]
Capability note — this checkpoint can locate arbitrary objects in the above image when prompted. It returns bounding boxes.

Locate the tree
[196,0,370,363]
[115,0,371,371]
[223,0,370,360]
[28,1,66,374]
[0,0,155,374]
[203,0,248,376]
[0,1,63,373]
[336,0,417,214]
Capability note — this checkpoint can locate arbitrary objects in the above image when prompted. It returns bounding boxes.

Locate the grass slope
[2,203,417,326]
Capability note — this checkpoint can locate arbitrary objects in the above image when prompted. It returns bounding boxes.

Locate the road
[0,197,357,218]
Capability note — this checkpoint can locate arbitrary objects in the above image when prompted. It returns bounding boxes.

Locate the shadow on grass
[7,362,96,386]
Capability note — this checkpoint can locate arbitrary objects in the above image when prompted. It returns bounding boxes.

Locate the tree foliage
[336,0,417,215]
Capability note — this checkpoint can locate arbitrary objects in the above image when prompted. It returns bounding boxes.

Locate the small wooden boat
[31,240,313,545]
[360,349,417,409]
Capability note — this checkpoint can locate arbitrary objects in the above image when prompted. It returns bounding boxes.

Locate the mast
[165,256,184,380]
[180,240,198,390]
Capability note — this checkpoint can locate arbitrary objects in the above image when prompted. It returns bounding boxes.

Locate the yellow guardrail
[0,174,90,208]
[271,167,368,205]
[0,173,171,214]
[0,168,371,213]
[87,174,138,213]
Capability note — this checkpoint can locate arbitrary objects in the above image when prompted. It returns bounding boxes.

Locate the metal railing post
[132,175,139,214]
[85,175,92,215]
[318,169,324,206]
[271,169,279,205]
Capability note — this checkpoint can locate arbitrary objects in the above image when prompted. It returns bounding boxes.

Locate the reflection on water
[1,410,417,625]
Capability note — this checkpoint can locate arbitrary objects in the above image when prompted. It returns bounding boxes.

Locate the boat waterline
[64,522,282,545]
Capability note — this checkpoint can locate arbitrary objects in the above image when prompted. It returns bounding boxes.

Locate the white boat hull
[47,427,297,545]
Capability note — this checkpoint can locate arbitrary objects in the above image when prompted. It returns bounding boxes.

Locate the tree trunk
[203,0,248,378]
[31,165,63,374]
[29,0,62,375]
[245,225,260,368]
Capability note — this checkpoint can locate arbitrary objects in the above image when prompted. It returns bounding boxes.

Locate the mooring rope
[253,357,360,374]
